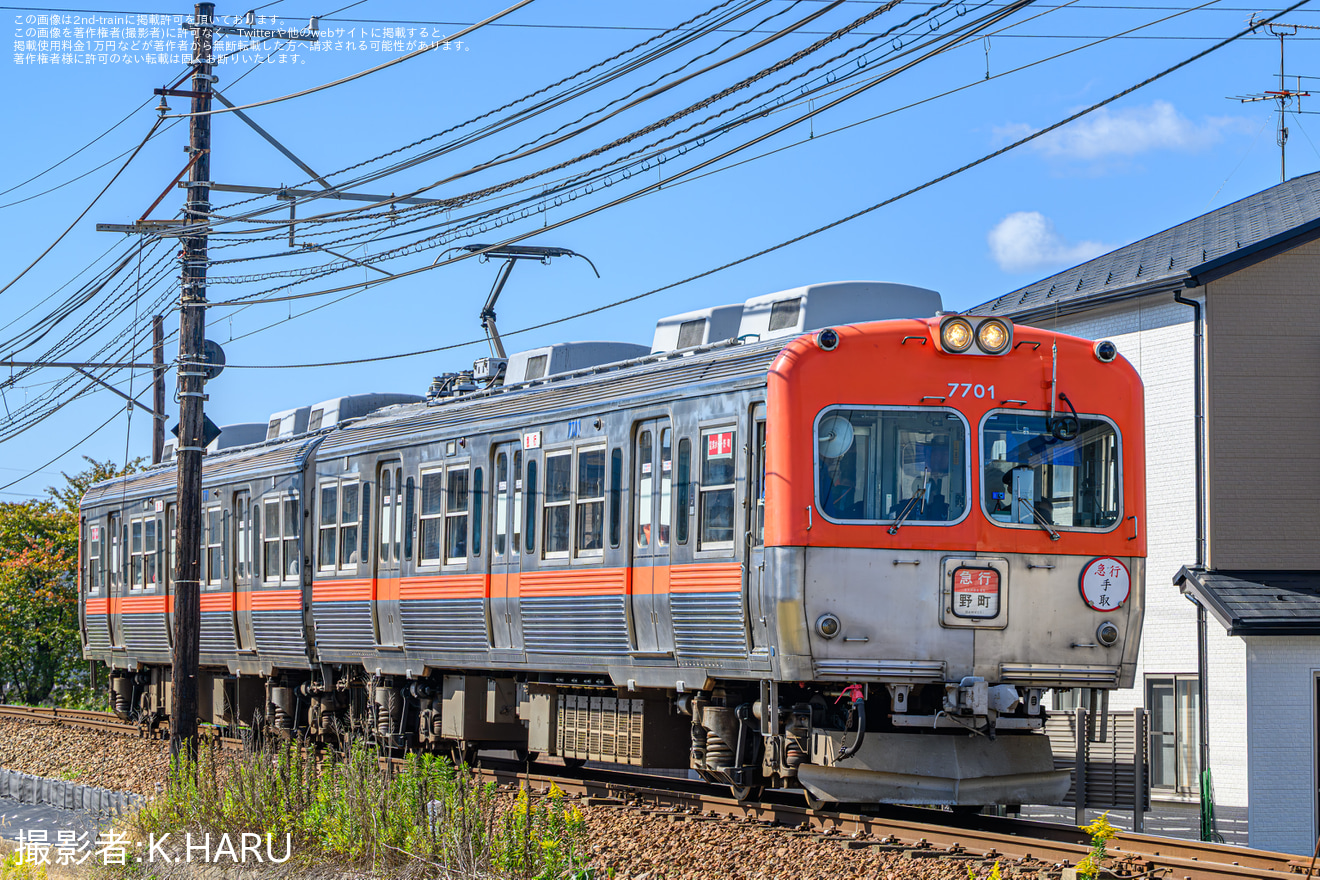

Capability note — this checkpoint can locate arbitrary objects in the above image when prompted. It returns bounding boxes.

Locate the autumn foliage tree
[0,456,141,705]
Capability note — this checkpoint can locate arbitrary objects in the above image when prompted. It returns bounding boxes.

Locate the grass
[113,737,602,879]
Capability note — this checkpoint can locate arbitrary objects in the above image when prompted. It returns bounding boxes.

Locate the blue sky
[1,0,1315,499]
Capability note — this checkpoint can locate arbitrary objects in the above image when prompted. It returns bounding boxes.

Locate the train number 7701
[947,383,995,399]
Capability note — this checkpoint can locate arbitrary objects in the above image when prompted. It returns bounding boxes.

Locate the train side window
[264,499,282,582]
[419,469,443,564]
[658,429,672,549]
[676,439,691,544]
[234,492,251,580]
[472,467,483,557]
[393,467,403,563]
[699,428,737,549]
[445,468,469,564]
[166,506,176,589]
[543,451,572,559]
[495,453,508,556]
[108,514,121,593]
[635,430,653,548]
[318,484,338,570]
[359,483,371,567]
[608,448,622,548]
[513,451,523,553]
[379,469,393,564]
[204,506,223,587]
[86,521,102,594]
[129,518,144,592]
[525,460,537,554]
[576,446,605,558]
[754,420,766,546]
[340,482,360,569]
[283,497,299,576]
[403,477,415,562]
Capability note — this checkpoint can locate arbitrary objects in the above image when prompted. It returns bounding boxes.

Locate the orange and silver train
[80,280,1144,807]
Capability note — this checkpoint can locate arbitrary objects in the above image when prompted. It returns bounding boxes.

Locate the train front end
[763,315,1145,807]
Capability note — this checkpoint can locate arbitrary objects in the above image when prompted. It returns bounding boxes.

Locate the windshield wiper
[888,469,930,535]
[1016,495,1061,541]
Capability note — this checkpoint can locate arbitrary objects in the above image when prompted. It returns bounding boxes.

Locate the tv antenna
[1231,15,1315,182]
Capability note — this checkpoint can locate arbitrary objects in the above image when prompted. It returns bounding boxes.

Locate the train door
[490,443,524,650]
[373,461,404,647]
[746,406,770,653]
[631,419,674,655]
[233,490,256,651]
[108,511,124,647]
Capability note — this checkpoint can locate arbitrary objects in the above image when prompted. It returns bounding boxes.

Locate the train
[79,279,1145,808]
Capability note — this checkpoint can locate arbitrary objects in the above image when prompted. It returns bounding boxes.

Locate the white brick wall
[1245,636,1320,855]
[1042,296,1250,809]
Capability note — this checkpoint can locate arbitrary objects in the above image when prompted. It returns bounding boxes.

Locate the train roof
[81,335,787,508]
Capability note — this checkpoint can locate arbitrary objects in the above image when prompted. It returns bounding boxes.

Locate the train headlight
[1094,340,1118,362]
[976,319,1010,354]
[816,613,841,639]
[940,318,974,353]
[1096,621,1119,647]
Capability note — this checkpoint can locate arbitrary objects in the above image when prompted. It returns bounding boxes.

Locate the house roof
[971,171,1320,321]
[1175,567,1320,637]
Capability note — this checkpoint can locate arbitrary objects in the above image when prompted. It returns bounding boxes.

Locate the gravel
[0,719,1048,878]
[0,718,170,797]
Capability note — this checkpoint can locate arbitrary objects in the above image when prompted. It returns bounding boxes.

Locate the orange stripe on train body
[764,318,1147,557]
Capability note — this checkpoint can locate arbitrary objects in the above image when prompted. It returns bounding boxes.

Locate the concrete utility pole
[171,0,214,763]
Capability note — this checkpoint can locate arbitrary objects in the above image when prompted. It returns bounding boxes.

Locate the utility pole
[152,315,165,465]
[171,0,214,764]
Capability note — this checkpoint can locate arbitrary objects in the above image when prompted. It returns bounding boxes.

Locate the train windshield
[982,412,1120,530]
[816,407,967,524]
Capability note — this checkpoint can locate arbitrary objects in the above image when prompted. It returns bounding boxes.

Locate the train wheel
[730,784,762,803]
[562,757,586,769]
[802,790,829,812]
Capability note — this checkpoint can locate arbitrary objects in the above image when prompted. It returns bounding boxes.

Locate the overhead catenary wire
[219,0,1309,370]
[208,0,1035,306]
[0,116,162,300]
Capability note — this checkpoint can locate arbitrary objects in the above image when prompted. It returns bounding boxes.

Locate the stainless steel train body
[80,282,1145,806]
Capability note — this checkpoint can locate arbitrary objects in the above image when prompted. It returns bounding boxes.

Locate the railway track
[477,759,1308,880]
[0,704,1306,880]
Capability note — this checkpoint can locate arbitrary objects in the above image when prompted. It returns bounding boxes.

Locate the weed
[120,735,598,878]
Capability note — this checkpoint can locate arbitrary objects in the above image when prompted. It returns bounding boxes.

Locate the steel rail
[4,706,1302,879]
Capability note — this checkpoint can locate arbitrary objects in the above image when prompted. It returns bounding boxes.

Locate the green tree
[0,457,143,705]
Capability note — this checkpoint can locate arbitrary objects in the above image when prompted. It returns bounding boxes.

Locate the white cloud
[988,211,1110,273]
[997,101,1251,160]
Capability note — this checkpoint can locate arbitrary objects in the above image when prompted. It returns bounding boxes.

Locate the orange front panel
[312,579,373,602]
[402,574,487,601]
[250,589,302,612]
[520,567,627,598]
[668,562,741,594]
[765,318,1147,559]
[199,592,235,613]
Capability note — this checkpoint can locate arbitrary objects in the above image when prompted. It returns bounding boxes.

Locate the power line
[0,405,123,494]
[219,0,1309,370]
[0,117,162,300]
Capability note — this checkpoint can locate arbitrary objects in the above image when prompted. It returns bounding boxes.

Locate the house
[970,171,1320,855]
